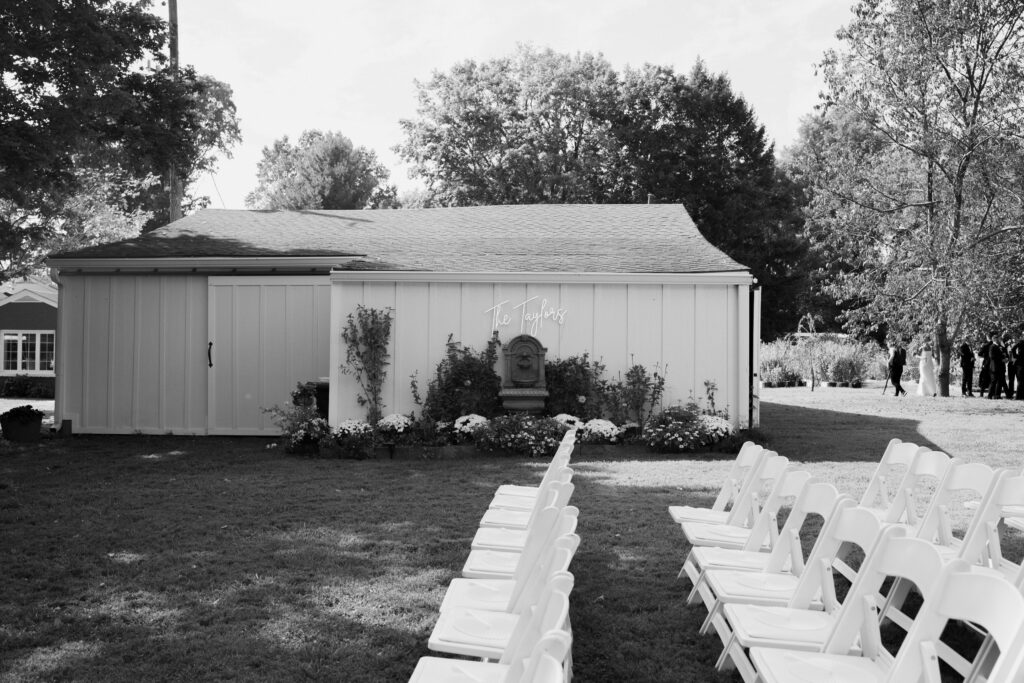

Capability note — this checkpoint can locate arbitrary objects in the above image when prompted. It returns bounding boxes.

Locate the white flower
[336,419,372,437]
[454,414,488,435]
[582,418,621,440]
[553,414,582,427]
[377,413,412,434]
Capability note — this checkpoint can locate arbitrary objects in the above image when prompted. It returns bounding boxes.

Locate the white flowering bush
[642,405,734,453]
[454,414,489,437]
[580,418,621,444]
[333,419,374,458]
[552,413,582,428]
[263,404,334,454]
[474,414,568,458]
[376,413,412,440]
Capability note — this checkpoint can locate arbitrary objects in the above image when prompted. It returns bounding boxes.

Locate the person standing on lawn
[888,339,908,397]
[1011,332,1024,400]
[978,336,992,396]
[1004,332,1017,398]
[988,331,1009,399]
[959,341,975,397]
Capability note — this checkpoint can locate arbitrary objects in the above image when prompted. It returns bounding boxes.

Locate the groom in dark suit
[888,339,908,396]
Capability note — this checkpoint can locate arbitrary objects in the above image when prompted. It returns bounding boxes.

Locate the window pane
[39,333,55,371]
[3,334,17,371]
[21,333,36,371]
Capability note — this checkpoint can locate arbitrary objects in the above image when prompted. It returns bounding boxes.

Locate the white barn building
[47,205,761,435]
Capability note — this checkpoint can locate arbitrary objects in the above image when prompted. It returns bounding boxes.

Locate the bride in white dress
[917,344,938,396]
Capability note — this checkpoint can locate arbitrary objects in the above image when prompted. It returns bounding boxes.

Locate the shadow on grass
[759,401,940,462]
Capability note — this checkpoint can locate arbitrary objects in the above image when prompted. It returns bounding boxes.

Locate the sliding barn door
[207,276,331,435]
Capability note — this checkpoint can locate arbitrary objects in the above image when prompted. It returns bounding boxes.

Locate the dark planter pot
[761,381,775,388]
[1,416,42,442]
[838,381,851,387]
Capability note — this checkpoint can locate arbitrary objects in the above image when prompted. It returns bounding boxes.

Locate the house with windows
[0,276,58,378]
[47,205,761,434]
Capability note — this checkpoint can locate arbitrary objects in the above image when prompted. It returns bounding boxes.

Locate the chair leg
[715,633,737,671]
[677,549,695,580]
[686,572,705,605]
[699,600,721,635]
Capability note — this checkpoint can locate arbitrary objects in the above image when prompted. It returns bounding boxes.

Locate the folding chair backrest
[726,452,788,526]
[517,505,579,575]
[508,630,572,683]
[915,461,1000,548]
[859,439,926,511]
[739,469,813,554]
[501,573,573,665]
[761,481,850,573]
[511,533,581,612]
[887,567,1024,682]
[789,501,882,608]
[708,441,765,512]
[824,529,953,655]
[958,472,1023,577]
[882,449,954,526]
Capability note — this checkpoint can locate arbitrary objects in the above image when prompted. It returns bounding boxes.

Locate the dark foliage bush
[544,353,606,420]
[422,334,502,421]
[0,375,55,399]
[473,413,569,457]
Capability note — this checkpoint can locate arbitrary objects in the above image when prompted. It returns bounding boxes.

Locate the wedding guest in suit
[888,339,908,397]
[978,336,992,395]
[1005,332,1016,397]
[988,331,1009,399]
[1011,331,1024,400]
[959,341,975,397]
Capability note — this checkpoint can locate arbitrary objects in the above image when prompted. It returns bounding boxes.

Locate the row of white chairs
[669,439,1024,683]
[409,429,580,682]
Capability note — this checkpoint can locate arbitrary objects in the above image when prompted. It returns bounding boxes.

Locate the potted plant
[1,404,44,442]
[376,413,412,458]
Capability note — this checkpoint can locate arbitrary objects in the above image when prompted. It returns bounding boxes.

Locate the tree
[0,0,241,279]
[397,48,812,338]
[246,130,396,210]
[793,0,1024,395]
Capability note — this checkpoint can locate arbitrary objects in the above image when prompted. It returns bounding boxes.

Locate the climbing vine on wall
[341,305,393,424]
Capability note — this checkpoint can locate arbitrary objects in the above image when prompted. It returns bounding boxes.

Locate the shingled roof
[49,204,748,274]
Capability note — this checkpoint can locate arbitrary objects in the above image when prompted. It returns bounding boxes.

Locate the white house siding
[329,273,754,428]
[56,274,208,434]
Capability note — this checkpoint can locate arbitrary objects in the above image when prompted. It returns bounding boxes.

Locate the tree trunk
[935,317,951,397]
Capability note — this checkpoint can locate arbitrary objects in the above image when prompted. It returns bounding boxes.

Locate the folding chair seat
[490,451,573,510]
[698,502,884,643]
[440,533,579,613]
[428,571,573,660]
[683,481,848,609]
[748,563,1024,683]
[492,430,577,502]
[463,506,579,580]
[668,441,766,526]
[410,623,571,682]
[474,482,575,550]
[480,472,573,529]
[678,456,795,553]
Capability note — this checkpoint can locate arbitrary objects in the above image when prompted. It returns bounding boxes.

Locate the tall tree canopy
[245,130,396,210]
[0,0,241,280]
[397,46,810,338]
[790,0,1024,394]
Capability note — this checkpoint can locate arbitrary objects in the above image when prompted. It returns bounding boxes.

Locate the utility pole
[167,0,183,222]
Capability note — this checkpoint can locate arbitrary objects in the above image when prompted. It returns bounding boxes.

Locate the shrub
[552,413,583,429]
[333,419,374,459]
[376,413,412,442]
[603,364,666,430]
[264,403,333,454]
[341,305,393,424]
[544,354,606,419]
[759,341,804,385]
[642,404,735,453]
[1,404,45,424]
[0,375,55,399]
[453,414,489,439]
[422,334,502,421]
[473,414,569,458]
[580,418,621,444]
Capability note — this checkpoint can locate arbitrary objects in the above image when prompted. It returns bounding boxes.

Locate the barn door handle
[208,342,214,368]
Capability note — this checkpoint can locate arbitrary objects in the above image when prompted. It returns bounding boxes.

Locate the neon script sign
[485,296,568,335]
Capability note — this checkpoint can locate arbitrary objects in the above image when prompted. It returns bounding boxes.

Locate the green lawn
[2,385,1023,682]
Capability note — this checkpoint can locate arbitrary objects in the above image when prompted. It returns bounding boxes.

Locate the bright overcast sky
[179,0,855,209]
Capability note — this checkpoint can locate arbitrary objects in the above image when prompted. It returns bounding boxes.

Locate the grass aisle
[1,385,1022,682]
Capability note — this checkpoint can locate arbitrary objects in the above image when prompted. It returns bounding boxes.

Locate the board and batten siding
[56,273,332,435]
[329,273,754,428]
[56,273,209,434]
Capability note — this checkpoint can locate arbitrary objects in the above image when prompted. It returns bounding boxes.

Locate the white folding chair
[492,430,577,503]
[684,481,848,608]
[875,448,954,528]
[698,502,884,643]
[474,482,575,550]
[440,533,579,614]
[749,562,1024,683]
[427,571,573,660]
[410,623,571,682]
[668,441,766,525]
[680,464,806,550]
[480,469,574,529]
[463,505,579,580]
[857,438,929,517]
